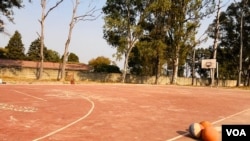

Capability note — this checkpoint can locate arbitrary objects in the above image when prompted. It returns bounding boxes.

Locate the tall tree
[139,0,171,84]
[5,30,25,60]
[59,0,99,80]
[165,0,214,84]
[38,0,63,80]
[128,43,157,76]
[209,0,222,86]
[238,0,249,86]
[207,0,250,86]
[103,0,147,83]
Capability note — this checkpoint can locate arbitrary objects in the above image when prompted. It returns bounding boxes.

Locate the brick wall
[0,67,237,86]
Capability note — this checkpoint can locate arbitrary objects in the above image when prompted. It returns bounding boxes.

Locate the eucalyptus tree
[132,0,215,84]
[38,0,64,80]
[138,0,170,84]
[60,0,99,81]
[209,0,222,86]
[164,0,215,84]
[103,0,147,83]
[207,0,250,86]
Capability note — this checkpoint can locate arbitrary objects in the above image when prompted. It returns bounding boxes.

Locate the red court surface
[0,84,250,141]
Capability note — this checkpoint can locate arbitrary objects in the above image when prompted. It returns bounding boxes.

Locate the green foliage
[128,0,206,81]
[26,38,44,61]
[88,56,111,67]
[103,0,215,83]
[0,0,23,22]
[102,0,147,74]
[45,49,60,62]
[103,0,145,49]
[27,38,60,62]
[88,56,120,73]
[5,30,26,60]
[207,0,250,80]
[129,39,167,76]
[136,0,170,78]
[94,64,121,73]
[165,0,202,65]
[68,52,79,63]
[0,47,7,59]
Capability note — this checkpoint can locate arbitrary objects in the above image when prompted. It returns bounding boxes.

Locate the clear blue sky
[0,0,233,68]
[1,0,120,66]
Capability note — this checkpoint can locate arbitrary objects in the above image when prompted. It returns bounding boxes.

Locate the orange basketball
[201,126,219,141]
[200,121,212,128]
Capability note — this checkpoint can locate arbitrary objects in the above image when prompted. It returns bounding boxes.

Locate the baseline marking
[166,108,250,141]
[13,90,47,101]
[32,95,95,141]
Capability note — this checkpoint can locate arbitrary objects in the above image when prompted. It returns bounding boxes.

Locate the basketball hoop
[201,59,216,69]
[206,62,212,68]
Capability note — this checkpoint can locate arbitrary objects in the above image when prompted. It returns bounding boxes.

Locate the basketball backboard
[201,59,216,69]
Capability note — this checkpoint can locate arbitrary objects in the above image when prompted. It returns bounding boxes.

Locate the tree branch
[44,0,64,19]
[74,7,101,23]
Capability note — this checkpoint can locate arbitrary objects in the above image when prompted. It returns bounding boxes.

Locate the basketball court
[0,84,250,141]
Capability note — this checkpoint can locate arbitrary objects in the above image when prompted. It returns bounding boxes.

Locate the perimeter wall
[0,67,237,86]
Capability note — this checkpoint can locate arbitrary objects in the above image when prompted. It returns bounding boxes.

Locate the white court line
[33,95,95,141]
[13,90,47,101]
[166,108,250,141]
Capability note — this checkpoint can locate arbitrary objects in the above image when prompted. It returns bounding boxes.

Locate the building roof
[0,59,90,71]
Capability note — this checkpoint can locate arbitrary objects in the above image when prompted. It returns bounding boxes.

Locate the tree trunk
[121,46,132,83]
[192,49,196,85]
[121,53,128,83]
[172,57,179,85]
[38,0,63,80]
[171,46,180,85]
[211,1,220,86]
[60,0,78,81]
[121,37,137,83]
[237,2,244,86]
[61,37,71,81]
[247,68,250,86]
[38,0,46,80]
[154,53,160,85]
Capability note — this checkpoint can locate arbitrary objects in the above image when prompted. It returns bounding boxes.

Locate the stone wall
[0,67,237,86]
